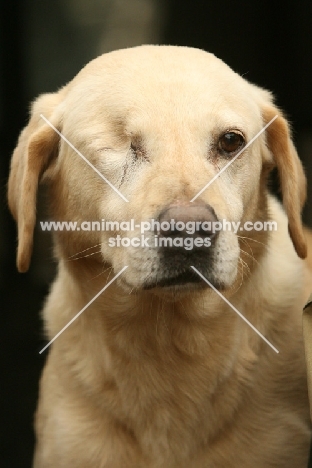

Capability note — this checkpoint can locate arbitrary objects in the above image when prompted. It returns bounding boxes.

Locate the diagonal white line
[39,266,128,354]
[190,115,278,202]
[190,266,279,353]
[40,114,129,202]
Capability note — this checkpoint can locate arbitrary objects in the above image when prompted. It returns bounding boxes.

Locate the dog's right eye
[130,142,146,160]
[218,131,245,156]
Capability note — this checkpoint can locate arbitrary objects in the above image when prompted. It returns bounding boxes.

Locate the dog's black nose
[146,201,219,288]
[157,202,218,241]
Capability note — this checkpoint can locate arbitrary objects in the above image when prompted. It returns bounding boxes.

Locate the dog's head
[8,45,307,295]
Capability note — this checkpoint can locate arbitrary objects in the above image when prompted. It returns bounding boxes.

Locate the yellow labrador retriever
[8,45,312,467]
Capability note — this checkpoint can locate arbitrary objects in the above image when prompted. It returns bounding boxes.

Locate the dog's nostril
[157,203,218,239]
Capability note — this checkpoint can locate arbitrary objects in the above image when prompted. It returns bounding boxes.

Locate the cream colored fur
[8,45,312,467]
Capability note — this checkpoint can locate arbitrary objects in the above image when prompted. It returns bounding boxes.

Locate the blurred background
[1,1,312,466]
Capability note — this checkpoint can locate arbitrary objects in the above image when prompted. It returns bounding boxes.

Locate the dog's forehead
[64,45,261,131]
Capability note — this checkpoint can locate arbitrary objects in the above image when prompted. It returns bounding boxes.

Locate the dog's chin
[148,282,208,301]
[117,265,232,299]
[141,270,227,300]
[143,269,204,290]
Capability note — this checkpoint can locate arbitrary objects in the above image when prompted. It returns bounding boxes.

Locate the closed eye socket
[130,141,147,160]
[218,131,245,156]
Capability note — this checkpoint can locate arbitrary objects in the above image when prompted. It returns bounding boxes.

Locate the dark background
[1,1,312,466]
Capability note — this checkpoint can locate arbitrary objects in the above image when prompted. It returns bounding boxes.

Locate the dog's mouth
[143,269,206,290]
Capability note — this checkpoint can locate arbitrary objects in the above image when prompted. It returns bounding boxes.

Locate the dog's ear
[8,92,62,272]
[262,105,307,259]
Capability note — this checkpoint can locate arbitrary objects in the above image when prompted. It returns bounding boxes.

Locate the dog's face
[8,45,307,295]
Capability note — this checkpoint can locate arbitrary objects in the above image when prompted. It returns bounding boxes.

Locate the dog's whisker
[226,259,249,297]
[238,235,280,257]
[239,257,251,277]
[230,261,246,295]
[238,235,276,264]
[88,265,114,282]
[105,267,114,285]
[238,236,268,251]
[239,248,258,268]
[238,236,255,255]
[68,243,104,259]
[68,250,103,261]
[128,286,136,295]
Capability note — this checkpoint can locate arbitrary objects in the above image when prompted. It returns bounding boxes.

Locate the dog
[8,45,312,467]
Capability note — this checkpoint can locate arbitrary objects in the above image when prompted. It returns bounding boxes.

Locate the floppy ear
[262,105,307,259]
[8,92,62,272]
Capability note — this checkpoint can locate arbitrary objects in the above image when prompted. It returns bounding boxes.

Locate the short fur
[8,45,312,467]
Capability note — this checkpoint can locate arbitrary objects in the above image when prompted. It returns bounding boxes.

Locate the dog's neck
[49,257,262,456]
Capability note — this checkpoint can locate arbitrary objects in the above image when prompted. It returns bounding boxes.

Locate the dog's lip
[143,269,206,290]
